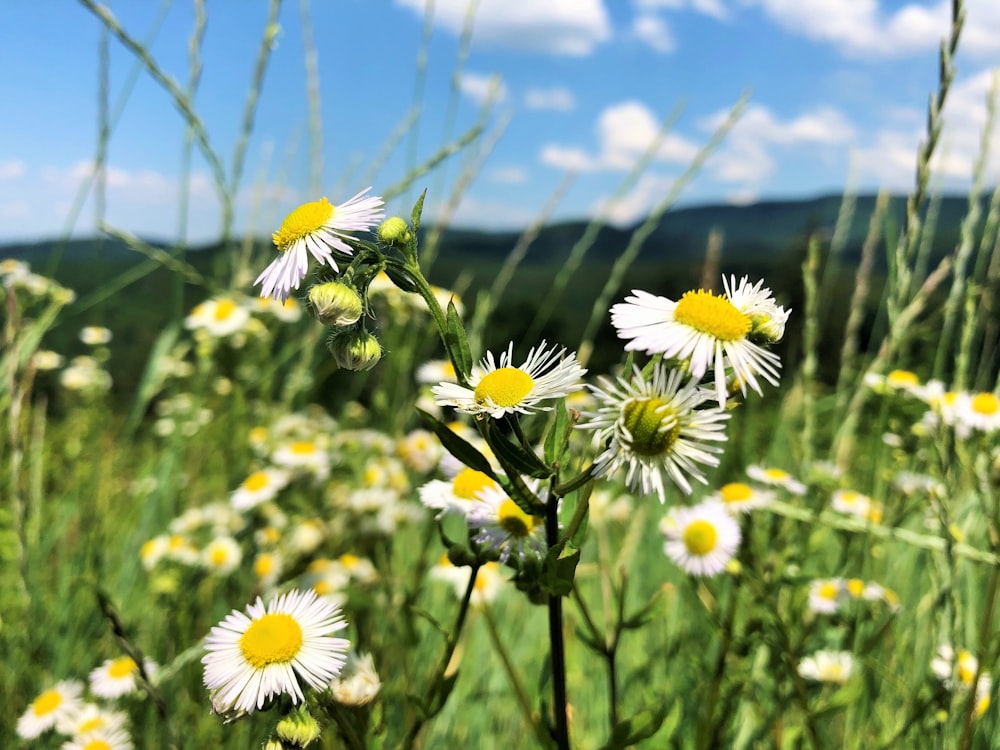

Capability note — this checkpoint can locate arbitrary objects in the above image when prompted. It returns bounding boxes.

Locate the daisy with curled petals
[16,680,84,739]
[660,501,741,577]
[432,340,586,419]
[578,364,730,502]
[466,483,547,564]
[610,276,783,406]
[255,188,384,303]
[202,588,350,715]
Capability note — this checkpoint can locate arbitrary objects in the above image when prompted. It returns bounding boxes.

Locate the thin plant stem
[546,492,571,750]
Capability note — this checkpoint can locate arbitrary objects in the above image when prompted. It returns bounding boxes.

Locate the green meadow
[3,2,1000,749]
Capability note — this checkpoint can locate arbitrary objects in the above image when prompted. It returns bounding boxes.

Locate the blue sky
[1,0,998,244]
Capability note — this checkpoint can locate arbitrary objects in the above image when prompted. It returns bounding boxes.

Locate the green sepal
[444,300,472,380]
[411,189,427,233]
[417,409,496,477]
[383,263,418,293]
[540,546,580,598]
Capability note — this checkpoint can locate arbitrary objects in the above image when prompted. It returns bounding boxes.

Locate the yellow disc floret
[243,471,270,492]
[498,499,538,537]
[474,368,535,408]
[239,613,304,669]
[971,392,999,416]
[720,482,753,504]
[451,468,496,500]
[31,689,63,716]
[682,519,718,555]
[674,289,751,341]
[272,198,335,251]
[108,656,137,679]
[622,398,680,456]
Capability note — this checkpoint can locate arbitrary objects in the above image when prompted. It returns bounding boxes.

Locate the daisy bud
[377,216,412,247]
[263,741,290,750]
[748,310,786,345]
[276,705,322,747]
[308,282,363,326]
[329,331,383,371]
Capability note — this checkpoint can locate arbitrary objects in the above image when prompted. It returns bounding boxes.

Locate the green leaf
[383,263,418,293]
[541,547,580,598]
[543,398,573,465]
[417,409,495,477]
[444,300,472,379]
[485,421,553,480]
[600,703,673,750]
[411,189,428,233]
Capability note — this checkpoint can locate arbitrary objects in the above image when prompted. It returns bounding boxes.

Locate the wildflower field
[3,2,1000,749]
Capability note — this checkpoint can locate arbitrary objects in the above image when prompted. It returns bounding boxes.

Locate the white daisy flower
[31,350,65,370]
[710,481,775,514]
[185,297,252,338]
[396,429,444,473]
[56,702,128,737]
[661,501,741,577]
[807,579,846,614]
[16,680,84,739]
[932,645,979,689]
[253,551,284,589]
[418,467,500,518]
[416,358,458,385]
[578,364,730,502]
[202,589,350,715]
[976,674,992,718]
[62,726,135,750]
[831,489,882,524]
[255,189,385,303]
[89,656,158,699]
[955,391,1000,435]
[201,536,243,576]
[746,465,807,495]
[725,274,790,344]
[431,340,586,419]
[798,650,854,684]
[467,484,547,563]
[430,556,505,606]
[253,295,304,322]
[272,440,331,480]
[610,277,783,406]
[329,651,382,706]
[79,326,113,346]
[230,469,290,511]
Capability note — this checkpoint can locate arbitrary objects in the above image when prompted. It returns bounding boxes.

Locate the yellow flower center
[826,664,844,681]
[290,441,317,455]
[254,554,275,577]
[249,426,268,444]
[32,689,62,716]
[764,468,789,482]
[272,198,334,251]
[720,482,753,504]
[674,289,751,341]
[239,613,304,669]
[958,651,977,685]
[243,471,270,492]
[313,581,332,596]
[498,499,537,537]
[451,468,496,500]
[108,656,137,679]
[622,398,680,456]
[339,553,359,568]
[79,717,106,733]
[846,579,865,597]
[210,545,230,566]
[971,393,999,416]
[83,741,112,750]
[474,368,535,408]
[140,539,159,560]
[886,369,919,387]
[682,519,718,556]
[213,299,237,321]
[977,694,991,717]
[818,581,839,600]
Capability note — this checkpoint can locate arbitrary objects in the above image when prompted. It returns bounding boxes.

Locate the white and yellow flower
[185,297,252,337]
[710,481,774,514]
[831,489,882,523]
[578,364,730,501]
[329,651,382,706]
[202,589,350,714]
[430,556,505,606]
[466,484,547,563]
[432,341,585,419]
[16,680,84,739]
[201,535,243,576]
[610,277,783,406]
[56,702,128,738]
[660,501,741,577]
[89,656,158,699]
[418,467,500,518]
[746,465,807,495]
[808,578,846,614]
[230,469,290,511]
[62,726,135,750]
[798,650,853,684]
[255,189,384,303]
[79,326,113,346]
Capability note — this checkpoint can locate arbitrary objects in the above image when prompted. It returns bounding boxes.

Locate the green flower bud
[276,705,322,747]
[377,216,412,247]
[308,281,364,326]
[262,740,289,750]
[329,330,383,371]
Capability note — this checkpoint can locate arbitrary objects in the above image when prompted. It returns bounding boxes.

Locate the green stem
[546,495,571,750]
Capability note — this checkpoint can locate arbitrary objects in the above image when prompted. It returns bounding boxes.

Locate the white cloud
[595,172,676,226]
[458,72,508,105]
[634,0,728,20]
[524,87,576,112]
[632,14,676,53]
[395,0,611,56]
[541,101,701,174]
[748,0,1000,59]
[0,160,26,181]
[488,166,529,184]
